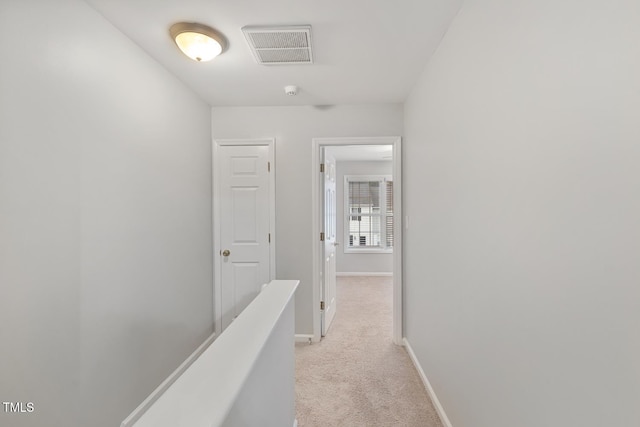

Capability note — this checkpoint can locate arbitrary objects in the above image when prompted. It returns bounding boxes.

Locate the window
[344,175,393,253]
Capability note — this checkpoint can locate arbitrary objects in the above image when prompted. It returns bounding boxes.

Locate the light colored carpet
[295,276,444,427]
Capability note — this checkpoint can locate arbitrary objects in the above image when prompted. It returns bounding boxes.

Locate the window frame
[343,174,393,254]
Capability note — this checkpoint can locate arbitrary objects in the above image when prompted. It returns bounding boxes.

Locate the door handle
[222,249,231,257]
[333,242,340,246]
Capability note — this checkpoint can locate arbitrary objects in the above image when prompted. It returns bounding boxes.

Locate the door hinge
[320,232,325,241]
[320,163,325,173]
[268,161,271,172]
[268,233,271,243]
[320,301,325,310]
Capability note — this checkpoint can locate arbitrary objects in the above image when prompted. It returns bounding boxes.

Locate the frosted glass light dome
[170,23,226,62]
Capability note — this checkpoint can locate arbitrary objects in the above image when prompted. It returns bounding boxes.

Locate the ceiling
[85,0,462,107]
[326,145,392,162]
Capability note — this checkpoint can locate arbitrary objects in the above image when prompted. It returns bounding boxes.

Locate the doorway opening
[311,137,402,345]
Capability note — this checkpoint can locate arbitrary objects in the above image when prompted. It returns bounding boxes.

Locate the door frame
[311,136,403,345]
[212,138,276,336]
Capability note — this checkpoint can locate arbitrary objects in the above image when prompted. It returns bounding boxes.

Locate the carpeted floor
[295,276,444,427]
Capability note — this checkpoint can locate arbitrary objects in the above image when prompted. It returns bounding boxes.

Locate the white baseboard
[336,272,393,277]
[121,332,217,427]
[295,334,314,344]
[403,338,453,427]
[293,419,298,427]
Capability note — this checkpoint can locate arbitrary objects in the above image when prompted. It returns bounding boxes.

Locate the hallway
[295,276,444,426]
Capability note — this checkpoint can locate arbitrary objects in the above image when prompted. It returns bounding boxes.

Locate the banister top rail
[124,279,299,427]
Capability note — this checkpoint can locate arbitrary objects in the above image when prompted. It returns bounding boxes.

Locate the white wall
[0,1,213,426]
[211,105,403,334]
[403,0,640,426]
[336,161,393,274]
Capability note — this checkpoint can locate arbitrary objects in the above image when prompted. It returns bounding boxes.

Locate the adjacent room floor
[295,276,444,426]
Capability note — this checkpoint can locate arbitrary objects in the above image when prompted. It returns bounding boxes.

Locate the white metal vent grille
[242,25,313,65]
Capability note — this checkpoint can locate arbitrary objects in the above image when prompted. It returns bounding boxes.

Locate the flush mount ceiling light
[169,22,226,62]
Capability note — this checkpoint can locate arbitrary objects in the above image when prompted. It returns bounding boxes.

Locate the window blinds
[385,180,393,248]
[346,178,393,250]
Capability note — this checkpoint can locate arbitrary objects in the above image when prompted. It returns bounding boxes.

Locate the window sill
[344,247,393,255]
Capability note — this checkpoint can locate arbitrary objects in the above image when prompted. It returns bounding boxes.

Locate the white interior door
[218,144,271,331]
[321,150,337,336]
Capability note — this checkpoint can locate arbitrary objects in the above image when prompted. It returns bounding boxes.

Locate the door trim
[213,138,276,336]
[311,136,402,344]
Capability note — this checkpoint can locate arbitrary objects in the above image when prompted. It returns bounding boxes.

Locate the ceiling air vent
[242,25,313,65]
